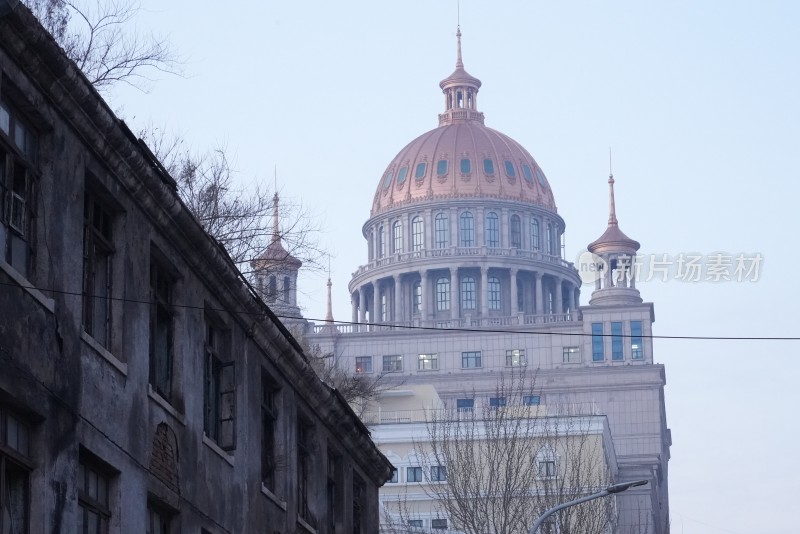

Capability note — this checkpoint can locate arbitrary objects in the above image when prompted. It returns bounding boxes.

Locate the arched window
[530,219,540,251]
[378,225,385,258]
[283,276,290,302]
[460,212,475,247]
[434,213,449,248]
[547,288,554,314]
[461,276,476,310]
[488,277,501,310]
[546,223,554,255]
[510,215,521,248]
[436,278,450,311]
[517,280,524,312]
[485,212,500,247]
[535,445,558,478]
[411,216,424,251]
[412,281,422,314]
[380,293,387,321]
[392,221,403,254]
[267,275,277,302]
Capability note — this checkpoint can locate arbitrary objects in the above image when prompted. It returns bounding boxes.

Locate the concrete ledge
[147,386,186,426]
[202,433,234,467]
[261,484,287,511]
[81,331,127,375]
[0,259,54,313]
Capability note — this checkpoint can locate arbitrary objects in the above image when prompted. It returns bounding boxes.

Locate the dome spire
[271,191,280,243]
[456,25,464,68]
[608,150,618,226]
[438,26,484,126]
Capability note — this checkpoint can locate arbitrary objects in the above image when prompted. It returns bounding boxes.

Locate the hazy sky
[107,1,800,532]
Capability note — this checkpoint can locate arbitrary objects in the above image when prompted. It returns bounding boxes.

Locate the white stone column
[535,272,544,315]
[555,278,563,315]
[573,286,581,318]
[420,270,428,321]
[393,275,402,323]
[351,293,358,324]
[480,267,489,317]
[450,268,459,319]
[358,288,366,323]
[450,207,458,248]
[372,281,380,323]
[510,268,519,316]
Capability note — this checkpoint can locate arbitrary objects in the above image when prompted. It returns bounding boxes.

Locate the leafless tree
[384,371,617,534]
[24,0,179,91]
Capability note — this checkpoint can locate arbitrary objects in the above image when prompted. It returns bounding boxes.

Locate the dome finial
[456,25,464,68]
[608,148,618,226]
[271,190,280,244]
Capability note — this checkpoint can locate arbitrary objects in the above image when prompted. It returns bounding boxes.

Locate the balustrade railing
[310,312,577,334]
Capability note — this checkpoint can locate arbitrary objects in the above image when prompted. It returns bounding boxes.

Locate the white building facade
[307,28,670,534]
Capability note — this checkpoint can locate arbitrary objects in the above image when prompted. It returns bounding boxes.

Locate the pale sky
[108,1,800,532]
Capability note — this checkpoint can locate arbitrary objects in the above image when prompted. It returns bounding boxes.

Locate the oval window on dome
[437,160,448,177]
[397,166,408,185]
[504,160,516,178]
[460,158,471,174]
[382,170,393,189]
[522,164,534,183]
[415,162,427,180]
[535,167,548,187]
[483,158,494,175]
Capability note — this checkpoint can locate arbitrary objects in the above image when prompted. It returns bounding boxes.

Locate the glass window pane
[437,160,448,176]
[460,158,471,174]
[483,158,494,175]
[415,162,427,179]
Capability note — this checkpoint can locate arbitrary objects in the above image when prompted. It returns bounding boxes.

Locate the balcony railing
[310,311,579,334]
[362,402,600,425]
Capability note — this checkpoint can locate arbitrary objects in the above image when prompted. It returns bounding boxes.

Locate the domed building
[306,28,670,534]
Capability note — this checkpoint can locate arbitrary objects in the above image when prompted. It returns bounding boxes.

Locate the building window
[504,160,516,178]
[488,276,501,310]
[282,276,291,303]
[459,211,475,246]
[383,355,403,373]
[147,501,173,534]
[517,280,524,312]
[592,323,604,361]
[631,321,644,360]
[431,519,448,530]
[461,276,476,310]
[204,320,236,450]
[510,215,521,248]
[397,166,408,185]
[406,466,423,483]
[78,455,113,534]
[456,398,474,412]
[353,475,365,534]
[355,356,373,374]
[538,460,556,478]
[483,158,495,175]
[326,451,340,534]
[380,293,387,321]
[434,212,449,248]
[489,397,507,409]
[436,159,448,177]
[388,469,398,483]
[460,158,471,174]
[411,216,424,251]
[611,321,624,361]
[392,220,403,254]
[563,346,580,363]
[149,254,175,402]
[261,370,280,492]
[412,281,422,314]
[297,418,314,525]
[0,406,30,533]
[418,353,439,371]
[0,100,38,277]
[506,349,525,367]
[415,162,427,180]
[408,519,423,528]
[530,218,540,250]
[461,351,481,369]
[430,465,447,482]
[546,223,554,255]
[267,275,277,303]
[377,225,385,258]
[82,192,114,348]
[436,278,450,311]
[523,395,541,406]
[485,212,499,247]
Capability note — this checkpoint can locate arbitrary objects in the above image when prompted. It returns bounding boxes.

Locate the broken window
[203,319,235,451]
[146,499,174,534]
[261,370,279,492]
[297,418,315,527]
[0,99,38,277]
[78,453,114,534]
[0,406,31,534]
[149,252,175,401]
[82,191,115,347]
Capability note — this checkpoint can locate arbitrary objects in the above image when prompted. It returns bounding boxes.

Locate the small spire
[608,173,618,227]
[325,277,334,323]
[456,26,464,68]
[271,191,280,243]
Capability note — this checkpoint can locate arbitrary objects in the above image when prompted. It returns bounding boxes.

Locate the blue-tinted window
[504,160,516,177]
[489,397,507,407]
[437,160,448,176]
[483,158,495,174]
[461,277,476,310]
[415,162,427,180]
[456,398,474,412]
[535,166,548,187]
[392,221,403,253]
[530,219,540,250]
[407,466,423,482]
[412,282,422,314]
[460,212,475,247]
[485,212,500,247]
[523,395,541,406]
[592,323,604,361]
[611,322,623,360]
[411,216,424,251]
[436,278,450,311]
[488,277,500,310]
[382,170,393,189]
[510,215,521,248]
[631,321,644,359]
[434,213,449,248]
[522,164,534,183]
[397,166,408,185]
[461,351,481,369]
[460,158,471,174]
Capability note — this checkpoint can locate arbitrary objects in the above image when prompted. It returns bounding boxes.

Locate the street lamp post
[528,479,648,534]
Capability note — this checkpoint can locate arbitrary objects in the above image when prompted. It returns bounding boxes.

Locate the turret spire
[325,277,334,323]
[456,26,464,68]
[271,192,280,243]
[608,173,618,227]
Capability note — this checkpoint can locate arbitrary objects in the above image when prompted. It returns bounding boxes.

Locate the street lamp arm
[528,489,610,534]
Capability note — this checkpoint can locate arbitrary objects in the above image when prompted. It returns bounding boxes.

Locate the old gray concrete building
[0,4,391,533]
